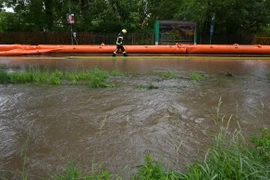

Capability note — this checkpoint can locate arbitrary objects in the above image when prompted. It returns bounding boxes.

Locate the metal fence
[0,32,155,45]
[252,36,270,45]
[198,33,254,44]
[0,32,267,45]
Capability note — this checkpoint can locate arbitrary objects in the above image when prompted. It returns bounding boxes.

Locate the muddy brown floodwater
[0,56,270,180]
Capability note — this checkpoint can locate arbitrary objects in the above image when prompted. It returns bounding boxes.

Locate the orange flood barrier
[186,44,270,55]
[0,44,270,56]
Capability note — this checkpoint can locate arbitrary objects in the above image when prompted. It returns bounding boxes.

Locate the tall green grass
[130,155,180,180]
[50,160,113,180]
[49,160,111,180]
[179,129,270,180]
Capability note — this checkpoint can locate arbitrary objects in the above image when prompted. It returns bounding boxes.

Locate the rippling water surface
[0,56,270,179]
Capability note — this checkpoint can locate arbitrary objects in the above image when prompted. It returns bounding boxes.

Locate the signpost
[67,0,75,45]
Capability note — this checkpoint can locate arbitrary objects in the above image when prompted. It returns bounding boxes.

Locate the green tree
[0,0,151,33]
[146,0,183,29]
[75,0,121,32]
[0,12,19,32]
[175,0,270,35]
[107,0,150,32]
[0,0,270,37]
[0,0,74,32]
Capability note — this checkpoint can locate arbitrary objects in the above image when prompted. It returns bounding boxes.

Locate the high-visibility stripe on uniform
[116,33,124,45]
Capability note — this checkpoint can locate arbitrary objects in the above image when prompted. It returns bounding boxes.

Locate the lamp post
[209,13,215,44]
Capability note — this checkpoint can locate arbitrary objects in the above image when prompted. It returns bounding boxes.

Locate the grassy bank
[48,128,270,180]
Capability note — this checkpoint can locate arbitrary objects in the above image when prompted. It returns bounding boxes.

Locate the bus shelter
[154,20,197,45]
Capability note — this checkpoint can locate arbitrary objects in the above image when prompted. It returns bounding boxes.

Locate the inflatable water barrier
[0,44,270,56]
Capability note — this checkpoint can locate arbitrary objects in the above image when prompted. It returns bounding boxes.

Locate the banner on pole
[67,13,75,24]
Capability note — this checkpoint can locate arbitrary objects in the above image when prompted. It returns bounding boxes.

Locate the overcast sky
[4,7,14,12]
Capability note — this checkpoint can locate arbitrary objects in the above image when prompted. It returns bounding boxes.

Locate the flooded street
[0,56,270,179]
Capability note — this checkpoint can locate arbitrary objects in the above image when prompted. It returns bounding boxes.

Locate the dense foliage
[0,0,270,36]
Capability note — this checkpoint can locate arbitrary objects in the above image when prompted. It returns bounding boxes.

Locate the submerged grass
[156,72,179,79]
[135,82,159,90]
[0,67,115,87]
[6,68,64,85]
[1,68,192,89]
[0,68,9,83]
[110,70,125,76]
[190,72,204,81]
[266,71,270,80]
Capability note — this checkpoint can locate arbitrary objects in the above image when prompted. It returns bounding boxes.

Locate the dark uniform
[112,29,128,57]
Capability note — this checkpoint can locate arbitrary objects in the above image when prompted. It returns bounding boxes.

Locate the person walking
[112,29,128,57]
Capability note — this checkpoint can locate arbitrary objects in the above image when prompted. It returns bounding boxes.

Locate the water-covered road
[0,56,270,179]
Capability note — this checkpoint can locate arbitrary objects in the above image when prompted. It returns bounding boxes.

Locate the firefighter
[112,29,128,57]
